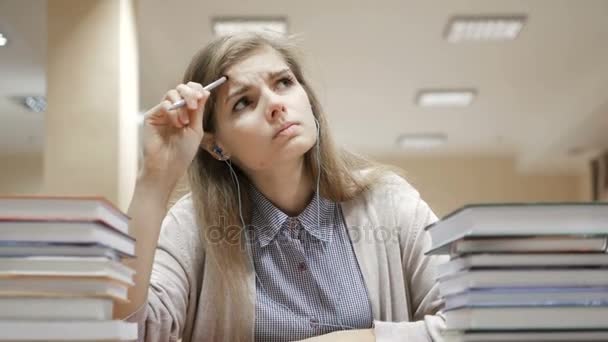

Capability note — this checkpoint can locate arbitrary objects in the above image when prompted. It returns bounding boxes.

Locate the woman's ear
[201,133,230,161]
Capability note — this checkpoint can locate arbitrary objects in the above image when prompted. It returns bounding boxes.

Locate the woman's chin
[284,135,316,153]
[270,138,315,163]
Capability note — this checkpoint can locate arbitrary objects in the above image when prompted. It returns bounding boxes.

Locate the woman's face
[211,47,317,172]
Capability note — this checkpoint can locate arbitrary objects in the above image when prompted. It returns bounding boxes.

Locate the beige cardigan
[127,173,448,341]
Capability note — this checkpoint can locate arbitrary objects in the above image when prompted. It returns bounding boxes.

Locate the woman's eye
[233,97,251,112]
[277,76,294,89]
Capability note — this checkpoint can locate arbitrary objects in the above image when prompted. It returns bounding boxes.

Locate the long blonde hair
[182,32,393,340]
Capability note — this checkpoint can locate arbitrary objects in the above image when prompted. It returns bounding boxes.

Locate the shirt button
[297,262,307,272]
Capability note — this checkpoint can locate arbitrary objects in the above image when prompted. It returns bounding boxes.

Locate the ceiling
[0,0,46,155]
[1,0,608,173]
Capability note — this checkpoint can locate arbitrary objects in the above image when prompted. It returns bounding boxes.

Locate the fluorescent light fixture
[445,15,526,43]
[213,18,288,36]
[23,96,46,112]
[416,89,476,107]
[0,33,7,46]
[397,133,447,149]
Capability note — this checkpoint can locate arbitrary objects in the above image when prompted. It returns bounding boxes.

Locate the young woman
[116,32,447,342]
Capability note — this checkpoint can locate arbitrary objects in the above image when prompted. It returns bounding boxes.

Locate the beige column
[45,0,138,210]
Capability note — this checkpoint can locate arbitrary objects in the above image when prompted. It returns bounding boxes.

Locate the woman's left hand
[298,328,375,342]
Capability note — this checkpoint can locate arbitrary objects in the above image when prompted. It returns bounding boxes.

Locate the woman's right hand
[140,82,210,190]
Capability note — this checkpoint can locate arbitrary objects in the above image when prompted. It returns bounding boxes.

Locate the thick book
[443,236,607,256]
[0,320,136,341]
[0,256,135,285]
[0,297,113,320]
[438,269,608,297]
[443,287,608,310]
[424,203,608,254]
[0,241,129,259]
[0,196,130,234]
[438,253,608,278]
[444,306,608,330]
[0,221,135,256]
[0,277,129,301]
[441,330,608,342]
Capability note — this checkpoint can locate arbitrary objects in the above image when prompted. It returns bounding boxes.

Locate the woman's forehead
[224,48,290,83]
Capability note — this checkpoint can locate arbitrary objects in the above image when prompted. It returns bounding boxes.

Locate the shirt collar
[248,184,335,247]
[297,193,335,243]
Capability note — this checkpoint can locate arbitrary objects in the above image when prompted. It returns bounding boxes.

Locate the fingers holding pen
[165,89,188,127]
[146,77,225,130]
[185,82,210,129]
[176,83,202,110]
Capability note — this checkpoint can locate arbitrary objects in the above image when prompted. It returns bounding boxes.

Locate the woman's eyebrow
[225,68,292,105]
[226,85,250,105]
[268,68,291,80]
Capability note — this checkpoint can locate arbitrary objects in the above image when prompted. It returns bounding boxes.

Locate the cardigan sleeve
[374,178,449,342]
[125,194,205,342]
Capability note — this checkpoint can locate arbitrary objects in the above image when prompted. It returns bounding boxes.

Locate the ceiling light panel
[213,18,288,36]
[397,133,448,149]
[445,15,526,42]
[416,90,476,107]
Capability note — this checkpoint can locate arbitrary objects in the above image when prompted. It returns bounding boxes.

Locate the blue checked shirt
[247,185,374,342]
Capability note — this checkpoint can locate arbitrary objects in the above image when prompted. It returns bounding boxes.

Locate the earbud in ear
[213,144,225,160]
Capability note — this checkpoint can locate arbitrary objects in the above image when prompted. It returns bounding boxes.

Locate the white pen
[167,76,228,111]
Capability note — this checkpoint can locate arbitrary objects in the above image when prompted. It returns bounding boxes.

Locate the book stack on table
[0,196,137,342]
[425,203,608,342]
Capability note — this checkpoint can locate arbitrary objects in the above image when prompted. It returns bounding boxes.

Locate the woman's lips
[274,122,298,138]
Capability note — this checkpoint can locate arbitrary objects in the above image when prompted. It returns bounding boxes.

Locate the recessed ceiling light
[0,33,7,46]
[445,15,526,43]
[397,133,447,149]
[213,18,288,36]
[416,89,476,107]
[23,96,46,112]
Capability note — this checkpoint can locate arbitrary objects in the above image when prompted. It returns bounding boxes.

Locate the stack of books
[425,203,608,342]
[0,196,137,341]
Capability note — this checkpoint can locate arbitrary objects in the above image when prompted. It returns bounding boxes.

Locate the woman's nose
[264,91,287,121]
